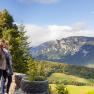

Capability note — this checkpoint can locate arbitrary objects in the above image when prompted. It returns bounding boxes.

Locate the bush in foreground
[56,84,69,94]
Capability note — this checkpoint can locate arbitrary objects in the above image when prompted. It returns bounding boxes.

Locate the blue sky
[0,0,94,26]
[0,0,94,46]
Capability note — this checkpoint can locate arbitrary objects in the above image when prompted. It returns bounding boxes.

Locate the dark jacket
[3,48,13,75]
[0,48,6,70]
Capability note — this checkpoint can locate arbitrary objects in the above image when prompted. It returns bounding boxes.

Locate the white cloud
[71,22,87,31]
[24,24,94,46]
[17,0,59,4]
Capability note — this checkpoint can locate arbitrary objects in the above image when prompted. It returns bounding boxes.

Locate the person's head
[0,39,9,49]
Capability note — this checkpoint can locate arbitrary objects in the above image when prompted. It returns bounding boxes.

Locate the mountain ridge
[30,36,94,67]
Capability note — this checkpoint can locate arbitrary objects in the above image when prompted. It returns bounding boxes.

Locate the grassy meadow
[50,84,94,94]
[48,73,94,86]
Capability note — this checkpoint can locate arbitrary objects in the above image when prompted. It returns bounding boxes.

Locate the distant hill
[34,60,94,85]
[48,73,94,86]
[30,36,94,67]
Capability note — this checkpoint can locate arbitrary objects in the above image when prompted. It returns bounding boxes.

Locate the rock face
[9,73,48,94]
[21,78,48,93]
[14,89,47,94]
[9,73,26,94]
[30,36,94,67]
[14,89,26,94]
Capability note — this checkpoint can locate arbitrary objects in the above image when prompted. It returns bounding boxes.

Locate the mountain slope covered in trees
[30,36,94,67]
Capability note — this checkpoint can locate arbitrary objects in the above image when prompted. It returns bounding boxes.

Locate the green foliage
[56,84,69,94]
[48,73,94,86]
[0,9,29,73]
[27,59,47,81]
[33,76,46,81]
[50,84,94,94]
[27,58,38,81]
[85,91,94,94]
[9,25,29,73]
[47,86,52,94]
[29,61,94,86]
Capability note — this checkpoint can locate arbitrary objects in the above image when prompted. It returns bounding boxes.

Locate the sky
[0,0,94,46]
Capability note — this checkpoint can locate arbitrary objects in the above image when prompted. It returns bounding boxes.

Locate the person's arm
[9,53,12,65]
[0,48,3,59]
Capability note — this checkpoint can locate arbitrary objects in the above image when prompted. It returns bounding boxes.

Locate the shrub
[34,76,46,81]
[56,84,69,94]
[27,59,47,81]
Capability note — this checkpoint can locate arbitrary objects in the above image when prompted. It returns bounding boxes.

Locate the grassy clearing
[48,73,94,85]
[67,85,94,94]
[50,84,94,94]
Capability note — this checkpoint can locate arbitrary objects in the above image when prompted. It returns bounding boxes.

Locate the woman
[0,39,7,73]
[2,39,13,94]
[0,39,7,94]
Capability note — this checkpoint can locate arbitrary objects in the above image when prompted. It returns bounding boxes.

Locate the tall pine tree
[0,9,29,73]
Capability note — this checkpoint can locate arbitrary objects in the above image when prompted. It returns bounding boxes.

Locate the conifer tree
[0,9,29,73]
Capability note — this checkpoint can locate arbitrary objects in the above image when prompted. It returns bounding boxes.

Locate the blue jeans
[3,70,12,93]
[0,69,4,94]
[0,70,12,94]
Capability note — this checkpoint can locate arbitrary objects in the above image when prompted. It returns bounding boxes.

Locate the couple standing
[0,39,13,94]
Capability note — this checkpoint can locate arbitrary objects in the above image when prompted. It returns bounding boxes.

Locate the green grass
[67,85,94,94]
[48,73,87,82]
[50,84,94,94]
[48,73,94,85]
